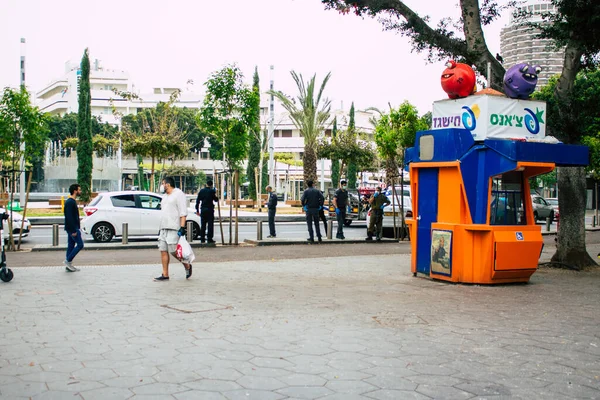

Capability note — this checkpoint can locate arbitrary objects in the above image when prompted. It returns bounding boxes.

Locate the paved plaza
[1,252,600,399]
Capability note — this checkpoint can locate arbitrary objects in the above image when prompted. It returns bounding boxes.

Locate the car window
[137,194,162,209]
[88,195,102,206]
[547,199,558,206]
[540,198,549,205]
[110,194,136,208]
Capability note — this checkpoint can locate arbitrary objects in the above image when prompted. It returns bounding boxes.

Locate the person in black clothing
[265,185,278,238]
[301,180,324,243]
[333,179,349,239]
[63,183,83,272]
[195,180,219,243]
[318,190,328,235]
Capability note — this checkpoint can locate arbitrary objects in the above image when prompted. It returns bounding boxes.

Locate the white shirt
[159,188,188,230]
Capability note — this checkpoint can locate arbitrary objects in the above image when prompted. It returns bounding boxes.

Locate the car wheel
[344,219,352,227]
[533,211,539,222]
[92,222,114,243]
[191,222,200,240]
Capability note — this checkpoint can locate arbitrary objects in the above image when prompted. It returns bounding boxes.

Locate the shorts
[158,229,179,253]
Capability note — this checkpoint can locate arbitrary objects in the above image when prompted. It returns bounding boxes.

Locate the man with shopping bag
[155,176,193,281]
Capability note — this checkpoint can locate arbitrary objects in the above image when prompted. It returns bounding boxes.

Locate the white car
[81,191,201,242]
[1,208,31,240]
[366,195,412,238]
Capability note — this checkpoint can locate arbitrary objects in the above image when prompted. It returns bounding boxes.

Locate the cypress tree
[261,130,269,193]
[247,67,261,200]
[77,48,93,201]
[330,117,340,187]
[346,102,358,189]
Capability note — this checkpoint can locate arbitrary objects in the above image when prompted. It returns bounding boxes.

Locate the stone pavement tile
[361,356,409,368]
[175,391,227,400]
[223,389,286,400]
[234,366,289,378]
[407,363,458,376]
[78,386,134,400]
[277,373,327,387]
[316,394,367,400]
[16,371,72,383]
[195,367,243,381]
[111,361,159,377]
[236,375,286,390]
[535,382,600,398]
[213,350,254,361]
[325,379,378,395]
[454,381,513,397]
[183,379,242,391]
[46,379,105,392]
[249,357,294,369]
[132,382,189,395]
[330,343,367,352]
[405,374,465,387]
[0,363,44,376]
[324,351,369,361]
[249,349,299,359]
[72,367,117,381]
[128,395,178,400]
[101,376,155,388]
[54,353,105,363]
[364,375,418,391]
[327,359,374,371]
[535,371,600,389]
[319,370,374,380]
[30,391,83,400]
[153,370,200,384]
[415,384,474,400]
[365,389,432,400]
[276,385,333,399]
[0,381,47,398]
[0,374,22,385]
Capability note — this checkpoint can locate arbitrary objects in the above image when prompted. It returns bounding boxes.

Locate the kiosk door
[416,168,439,275]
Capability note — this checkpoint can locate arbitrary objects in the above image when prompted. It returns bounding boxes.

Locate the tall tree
[322,0,600,268]
[330,117,340,187]
[346,102,358,188]
[247,67,262,201]
[76,48,93,202]
[269,71,332,185]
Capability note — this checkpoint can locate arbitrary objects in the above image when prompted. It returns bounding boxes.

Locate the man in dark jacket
[301,180,324,243]
[195,180,219,243]
[265,185,278,238]
[63,183,83,272]
[333,179,349,239]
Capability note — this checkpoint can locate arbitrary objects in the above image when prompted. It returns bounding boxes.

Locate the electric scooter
[0,211,14,282]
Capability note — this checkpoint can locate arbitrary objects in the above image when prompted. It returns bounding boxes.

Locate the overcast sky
[0,0,509,115]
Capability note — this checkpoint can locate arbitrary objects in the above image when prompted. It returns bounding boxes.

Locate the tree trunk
[303,146,318,185]
[150,157,156,192]
[551,167,596,269]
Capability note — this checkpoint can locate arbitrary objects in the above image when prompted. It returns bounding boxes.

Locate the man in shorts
[155,176,192,281]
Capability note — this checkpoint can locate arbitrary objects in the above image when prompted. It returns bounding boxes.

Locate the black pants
[336,208,347,237]
[305,208,322,240]
[268,208,276,236]
[200,208,215,241]
[319,209,327,235]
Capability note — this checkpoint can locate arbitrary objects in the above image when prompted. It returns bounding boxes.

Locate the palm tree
[269,71,331,184]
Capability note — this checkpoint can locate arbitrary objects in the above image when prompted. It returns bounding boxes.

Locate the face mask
[159,184,166,194]
[342,185,347,190]
[374,191,379,197]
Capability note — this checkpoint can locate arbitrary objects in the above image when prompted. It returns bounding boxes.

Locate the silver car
[531,195,555,222]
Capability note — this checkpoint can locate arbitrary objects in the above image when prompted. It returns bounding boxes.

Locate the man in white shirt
[155,176,193,281]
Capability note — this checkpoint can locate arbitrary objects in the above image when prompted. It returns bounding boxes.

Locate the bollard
[545,217,552,232]
[327,219,333,240]
[594,216,597,228]
[186,221,194,243]
[257,221,263,240]
[52,224,59,246]
[122,223,128,244]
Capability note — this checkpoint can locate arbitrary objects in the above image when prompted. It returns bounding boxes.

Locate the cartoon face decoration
[440,60,477,99]
[503,63,542,99]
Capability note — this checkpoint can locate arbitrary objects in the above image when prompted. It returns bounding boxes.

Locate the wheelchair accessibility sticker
[516,232,524,241]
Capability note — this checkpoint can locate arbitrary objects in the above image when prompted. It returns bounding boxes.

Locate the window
[325,129,332,137]
[137,194,161,209]
[490,172,525,226]
[274,130,280,137]
[110,194,136,208]
[281,130,292,138]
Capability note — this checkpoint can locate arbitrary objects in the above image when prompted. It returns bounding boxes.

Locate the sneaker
[365,237,373,241]
[318,237,323,243]
[64,260,78,272]
[185,264,192,280]
[307,238,315,244]
[376,237,382,242]
[154,275,169,281]
[267,235,276,238]
[200,239,206,243]
[207,240,216,244]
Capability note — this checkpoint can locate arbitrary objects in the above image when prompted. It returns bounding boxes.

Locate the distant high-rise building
[500,0,564,89]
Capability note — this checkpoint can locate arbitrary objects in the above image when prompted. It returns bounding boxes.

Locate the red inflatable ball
[441,60,477,99]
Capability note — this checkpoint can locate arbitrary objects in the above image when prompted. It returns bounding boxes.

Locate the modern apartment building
[500,0,564,88]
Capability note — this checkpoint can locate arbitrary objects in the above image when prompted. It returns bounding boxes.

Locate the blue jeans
[66,229,84,262]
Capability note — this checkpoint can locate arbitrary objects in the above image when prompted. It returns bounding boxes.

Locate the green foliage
[330,117,340,187]
[247,67,262,200]
[346,102,358,189]
[77,48,93,202]
[199,64,259,172]
[261,130,269,192]
[63,135,119,157]
[274,152,303,167]
[269,71,332,184]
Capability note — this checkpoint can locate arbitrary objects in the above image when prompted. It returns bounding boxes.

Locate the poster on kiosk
[431,96,547,141]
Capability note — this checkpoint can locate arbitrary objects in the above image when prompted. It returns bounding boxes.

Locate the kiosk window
[490,172,525,225]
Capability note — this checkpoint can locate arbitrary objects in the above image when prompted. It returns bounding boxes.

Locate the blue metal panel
[485,140,589,167]
[460,146,484,224]
[416,168,439,275]
[407,129,475,164]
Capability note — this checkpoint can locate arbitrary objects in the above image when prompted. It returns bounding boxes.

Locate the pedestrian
[366,186,391,241]
[318,191,328,236]
[155,176,192,281]
[301,180,324,243]
[195,179,218,244]
[333,179,349,239]
[265,185,278,238]
[63,183,84,272]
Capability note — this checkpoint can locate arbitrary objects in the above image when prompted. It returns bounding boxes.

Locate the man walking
[156,176,192,281]
[301,180,324,243]
[333,179,349,239]
[195,180,218,244]
[265,185,277,238]
[64,183,84,272]
[366,186,391,241]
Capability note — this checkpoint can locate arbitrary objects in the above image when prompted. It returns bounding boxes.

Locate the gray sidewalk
[1,253,600,399]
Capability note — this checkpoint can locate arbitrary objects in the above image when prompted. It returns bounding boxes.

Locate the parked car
[367,195,412,238]
[0,208,31,239]
[546,197,560,222]
[531,195,555,222]
[81,191,201,242]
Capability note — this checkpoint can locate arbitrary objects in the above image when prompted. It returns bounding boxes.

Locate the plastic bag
[175,236,195,264]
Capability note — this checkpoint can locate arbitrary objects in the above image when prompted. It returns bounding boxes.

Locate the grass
[22,206,307,217]
[23,208,64,217]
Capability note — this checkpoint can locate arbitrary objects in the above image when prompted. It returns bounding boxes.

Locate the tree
[121,92,190,192]
[330,117,341,187]
[346,102,358,188]
[0,86,49,249]
[322,0,600,269]
[246,67,262,201]
[77,48,93,202]
[269,71,332,185]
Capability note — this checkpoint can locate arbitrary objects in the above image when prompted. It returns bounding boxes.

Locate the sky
[0,0,510,115]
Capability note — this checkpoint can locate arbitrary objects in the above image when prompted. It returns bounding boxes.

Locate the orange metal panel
[493,230,542,271]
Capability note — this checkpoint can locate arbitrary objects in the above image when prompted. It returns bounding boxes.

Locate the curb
[244,238,403,246]
[30,242,218,252]
[28,215,323,226]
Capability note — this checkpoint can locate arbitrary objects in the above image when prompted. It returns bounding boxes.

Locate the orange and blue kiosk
[404,128,588,284]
